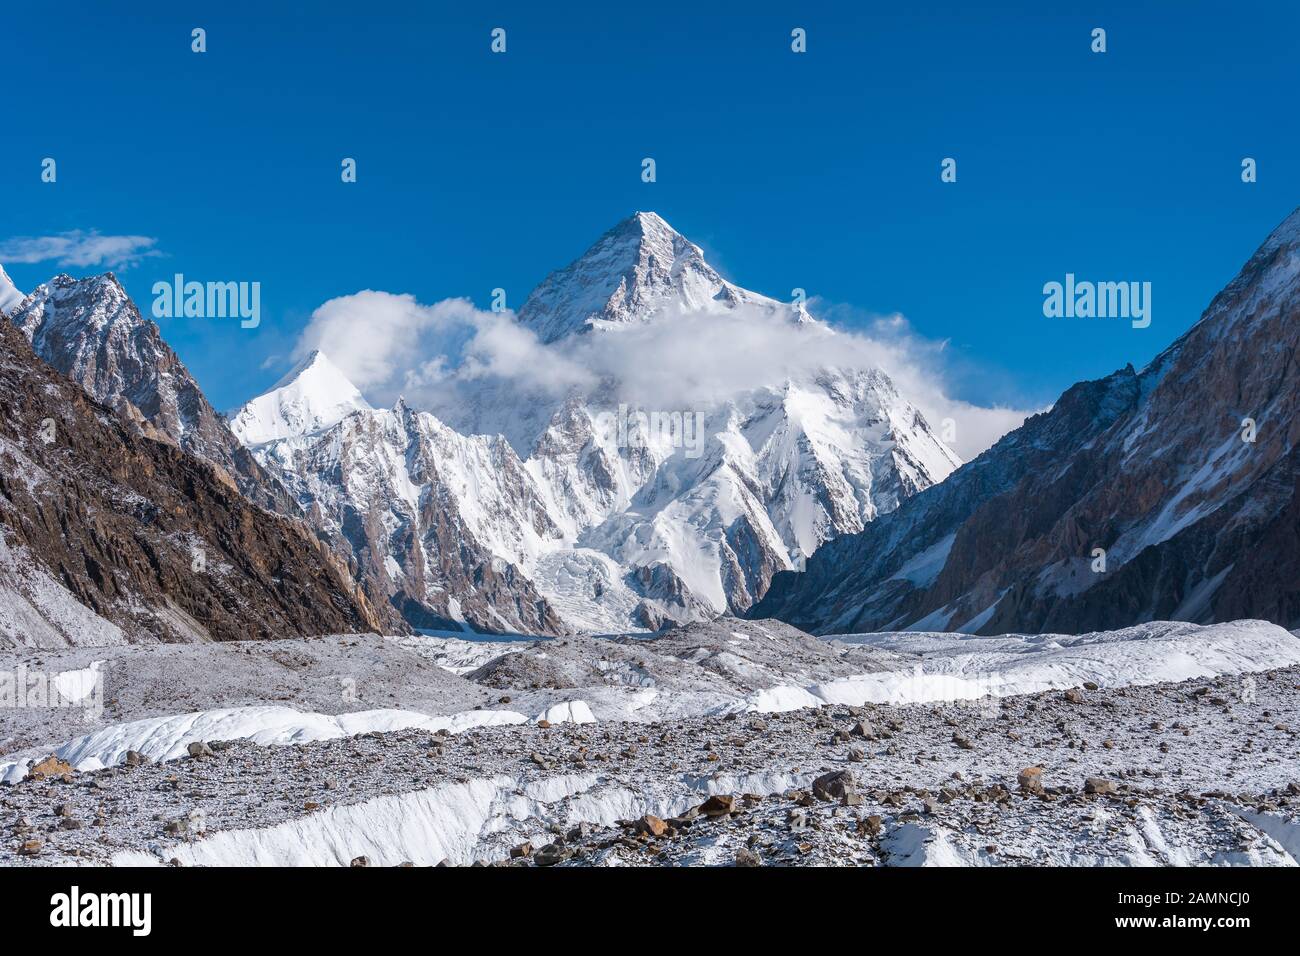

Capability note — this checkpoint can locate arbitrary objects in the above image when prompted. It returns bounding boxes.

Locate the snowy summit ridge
[230,350,372,447]
[516,211,807,343]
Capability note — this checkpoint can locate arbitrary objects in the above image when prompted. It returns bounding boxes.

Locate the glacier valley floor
[1,619,1297,867]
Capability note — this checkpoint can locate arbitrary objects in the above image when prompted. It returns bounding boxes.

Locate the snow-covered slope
[258,400,569,636]
[0,534,125,649]
[530,367,960,628]
[229,350,371,447]
[236,213,960,633]
[0,264,23,315]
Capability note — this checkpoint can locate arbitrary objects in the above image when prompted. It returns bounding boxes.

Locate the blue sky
[3,0,1297,415]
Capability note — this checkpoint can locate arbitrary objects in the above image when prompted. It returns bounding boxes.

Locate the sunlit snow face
[590,405,707,459]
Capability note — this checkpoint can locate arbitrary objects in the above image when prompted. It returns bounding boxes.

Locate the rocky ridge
[755,206,1300,635]
[0,315,385,645]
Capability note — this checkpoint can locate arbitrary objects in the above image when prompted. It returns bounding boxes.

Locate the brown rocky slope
[0,315,385,645]
[753,206,1300,634]
[9,273,299,516]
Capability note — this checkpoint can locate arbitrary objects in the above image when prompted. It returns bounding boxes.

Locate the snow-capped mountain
[230,350,371,447]
[0,264,23,315]
[236,212,961,634]
[754,206,1300,635]
[253,399,568,636]
[517,211,808,343]
[519,365,960,631]
[8,273,298,515]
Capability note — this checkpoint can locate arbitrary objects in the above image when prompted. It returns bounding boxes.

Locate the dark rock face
[10,273,298,516]
[0,316,385,644]
[753,207,1300,635]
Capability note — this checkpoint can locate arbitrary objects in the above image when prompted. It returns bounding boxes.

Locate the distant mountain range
[6,208,1296,645]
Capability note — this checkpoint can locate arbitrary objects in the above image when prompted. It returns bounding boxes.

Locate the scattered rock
[633,814,668,838]
[699,794,736,817]
[1017,766,1045,793]
[28,756,73,780]
[533,843,570,866]
[812,769,855,802]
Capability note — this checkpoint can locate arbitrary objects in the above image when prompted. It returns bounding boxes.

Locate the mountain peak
[516,211,788,343]
[10,273,138,346]
[232,350,371,447]
[6,269,294,509]
[10,271,139,352]
[0,264,24,315]
[616,210,678,237]
[272,348,336,389]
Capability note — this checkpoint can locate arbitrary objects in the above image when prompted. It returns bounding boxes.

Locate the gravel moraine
[3,664,1297,867]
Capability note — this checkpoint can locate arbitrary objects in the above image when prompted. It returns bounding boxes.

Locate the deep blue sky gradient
[3,0,1297,412]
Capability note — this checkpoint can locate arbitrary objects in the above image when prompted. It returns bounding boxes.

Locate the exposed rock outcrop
[754,207,1300,634]
[0,316,384,645]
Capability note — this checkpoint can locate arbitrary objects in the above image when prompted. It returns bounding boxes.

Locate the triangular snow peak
[231,350,372,447]
[0,264,24,315]
[516,211,795,343]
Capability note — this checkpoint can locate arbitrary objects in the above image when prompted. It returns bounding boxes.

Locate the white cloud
[294,293,1040,460]
[295,291,592,395]
[0,230,160,270]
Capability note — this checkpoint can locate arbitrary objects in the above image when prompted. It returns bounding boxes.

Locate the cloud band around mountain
[293,290,1038,460]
